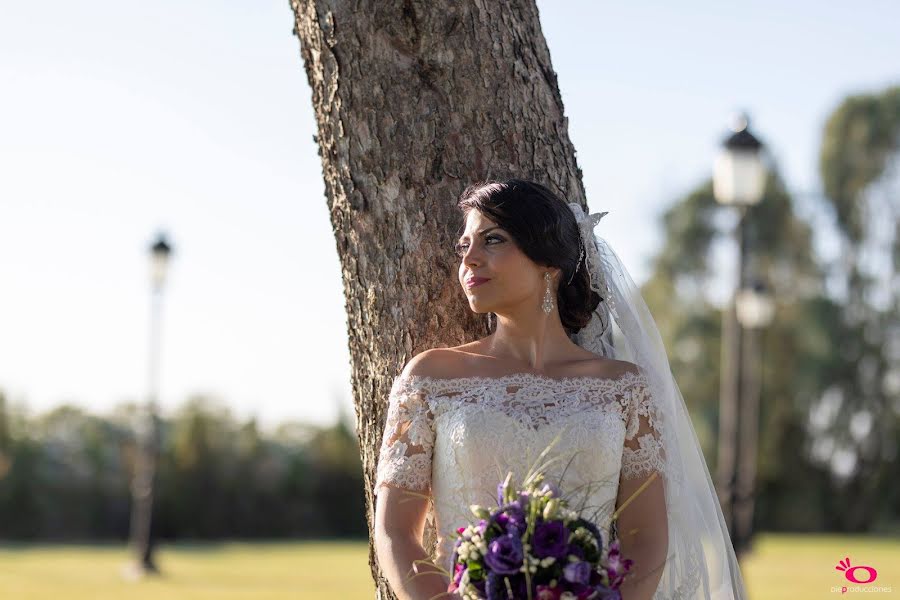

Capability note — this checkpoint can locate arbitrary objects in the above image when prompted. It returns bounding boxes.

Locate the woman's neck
[485,313,577,371]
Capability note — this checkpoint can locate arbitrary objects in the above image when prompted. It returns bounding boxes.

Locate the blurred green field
[0,540,375,600]
[740,533,898,599]
[0,533,896,599]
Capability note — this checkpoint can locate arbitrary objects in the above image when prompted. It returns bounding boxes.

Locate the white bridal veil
[566,203,748,600]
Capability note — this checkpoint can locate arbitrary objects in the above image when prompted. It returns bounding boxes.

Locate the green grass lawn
[0,540,375,600]
[0,533,896,599]
[740,533,898,600]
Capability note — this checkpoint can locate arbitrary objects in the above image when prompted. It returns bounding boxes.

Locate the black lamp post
[712,113,767,559]
[127,232,172,577]
[733,278,775,556]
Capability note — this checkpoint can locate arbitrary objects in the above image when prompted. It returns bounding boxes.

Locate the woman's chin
[468,300,490,313]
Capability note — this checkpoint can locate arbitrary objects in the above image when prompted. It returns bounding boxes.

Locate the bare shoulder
[399,347,464,380]
[588,356,642,379]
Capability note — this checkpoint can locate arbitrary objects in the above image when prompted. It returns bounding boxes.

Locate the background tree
[288,1,590,594]
[814,85,900,530]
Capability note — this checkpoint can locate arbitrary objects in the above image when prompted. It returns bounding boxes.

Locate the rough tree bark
[289,1,586,596]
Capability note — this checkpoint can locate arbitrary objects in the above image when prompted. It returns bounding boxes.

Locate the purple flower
[494,512,510,533]
[484,533,524,575]
[563,560,592,585]
[592,585,621,600]
[505,502,528,533]
[572,582,599,600]
[453,563,464,585]
[604,541,634,588]
[492,502,527,536]
[532,520,569,559]
[486,572,504,599]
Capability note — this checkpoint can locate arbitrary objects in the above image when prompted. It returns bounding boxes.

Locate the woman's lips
[466,277,491,289]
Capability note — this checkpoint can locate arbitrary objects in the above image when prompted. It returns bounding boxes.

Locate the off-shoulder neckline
[394,369,644,388]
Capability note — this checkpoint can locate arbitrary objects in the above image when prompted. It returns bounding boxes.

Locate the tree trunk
[288,1,585,596]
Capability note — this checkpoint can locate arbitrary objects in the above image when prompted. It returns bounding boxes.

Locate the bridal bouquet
[446,471,633,600]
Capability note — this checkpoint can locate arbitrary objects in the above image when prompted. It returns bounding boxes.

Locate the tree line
[0,393,367,540]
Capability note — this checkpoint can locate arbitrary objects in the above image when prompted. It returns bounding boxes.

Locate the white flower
[543,498,560,520]
[458,541,475,560]
[470,504,491,520]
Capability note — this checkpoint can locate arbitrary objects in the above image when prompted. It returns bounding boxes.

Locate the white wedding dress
[374,367,706,599]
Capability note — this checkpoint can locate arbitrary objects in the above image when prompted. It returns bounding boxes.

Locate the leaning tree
[289,1,587,595]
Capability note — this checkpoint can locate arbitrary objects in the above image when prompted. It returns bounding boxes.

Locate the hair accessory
[566,239,586,286]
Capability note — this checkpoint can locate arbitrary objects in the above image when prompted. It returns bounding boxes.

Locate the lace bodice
[373,368,666,580]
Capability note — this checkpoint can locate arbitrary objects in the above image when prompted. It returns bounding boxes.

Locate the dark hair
[456,178,602,336]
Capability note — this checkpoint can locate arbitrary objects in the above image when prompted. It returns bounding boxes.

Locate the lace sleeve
[374,374,435,495]
[621,370,666,480]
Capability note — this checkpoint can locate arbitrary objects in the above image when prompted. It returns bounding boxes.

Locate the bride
[372,179,748,599]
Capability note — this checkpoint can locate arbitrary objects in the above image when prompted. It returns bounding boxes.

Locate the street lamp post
[127,232,172,577]
[712,113,767,558]
[733,279,775,556]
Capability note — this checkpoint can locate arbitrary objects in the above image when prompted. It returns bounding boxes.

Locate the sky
[0,1,897,431]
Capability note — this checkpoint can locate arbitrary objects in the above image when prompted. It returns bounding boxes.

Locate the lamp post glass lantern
[150,235,172,292]
[736,280,776,329]
[713,113,767,208]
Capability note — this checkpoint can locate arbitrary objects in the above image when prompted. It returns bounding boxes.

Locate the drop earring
[542,272,554,314]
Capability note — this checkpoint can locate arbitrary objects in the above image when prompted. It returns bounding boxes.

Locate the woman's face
[456,210,550,314]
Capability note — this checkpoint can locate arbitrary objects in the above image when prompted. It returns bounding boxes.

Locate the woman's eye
[454,235,503,257]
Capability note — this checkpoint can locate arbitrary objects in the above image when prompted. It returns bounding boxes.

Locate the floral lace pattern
[621,377,667,480]
[374,376,435,494]
[374,369,665,499]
